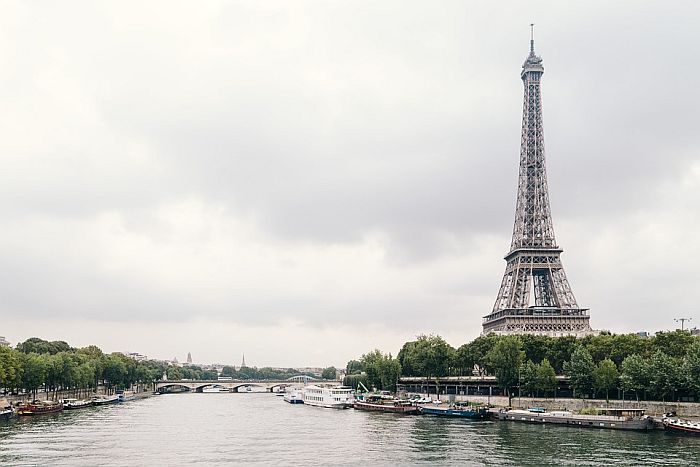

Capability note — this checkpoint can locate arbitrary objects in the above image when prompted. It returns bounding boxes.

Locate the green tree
[485,335,523,406]
[405,335,455,378]
[683,339,700,397]
[464,333,499,376]
[545,336,579,374]
[536,358,557,398]
[343,373,369,391]
[22,352,48,399]
[648,350,682,401]
[593,358,618,403]
[620,354,650,401]
[564,346,595,398]
[652,330,695,359]
[321,367,337,380]
[520,360,538,397]
[453,342,477,377]
[360,350,401,392]
[345,360,363,375]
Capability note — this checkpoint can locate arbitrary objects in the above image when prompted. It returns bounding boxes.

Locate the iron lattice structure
[482,34,592,336]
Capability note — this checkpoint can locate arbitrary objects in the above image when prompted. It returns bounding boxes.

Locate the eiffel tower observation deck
[482,28,592,337]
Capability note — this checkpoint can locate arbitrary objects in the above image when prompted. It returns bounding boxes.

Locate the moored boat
[62,398,93,410]
[302,385,353,408]
[283,388,304,404]
[663,414,700,435]
[17,400,64,416]
[353,395,418,414]
[0,397,13,420]
[91,394,120,405]
[419,403,488,419]
[498,407,654,431]
[116,390,137,402]
[202,386,229,393]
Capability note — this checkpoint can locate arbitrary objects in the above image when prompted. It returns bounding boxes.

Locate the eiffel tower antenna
[482,30,592,336]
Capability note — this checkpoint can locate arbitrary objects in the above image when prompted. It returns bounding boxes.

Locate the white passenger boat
[202,386,229,393]
[283,388,304,404]
[302,385,353,409]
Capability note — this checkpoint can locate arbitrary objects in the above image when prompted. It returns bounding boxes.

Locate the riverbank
[407,393,700,418]
[4,386,153,404]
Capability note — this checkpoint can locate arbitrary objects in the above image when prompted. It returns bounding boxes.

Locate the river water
[1,393,698,466]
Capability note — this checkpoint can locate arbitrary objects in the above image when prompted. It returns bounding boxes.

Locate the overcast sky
[1,1,699,367]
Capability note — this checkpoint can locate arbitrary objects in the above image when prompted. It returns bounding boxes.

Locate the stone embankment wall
[410,393,700,418]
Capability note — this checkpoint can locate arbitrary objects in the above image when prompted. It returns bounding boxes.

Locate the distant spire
[241,354,246,368]
[530,23,535,54]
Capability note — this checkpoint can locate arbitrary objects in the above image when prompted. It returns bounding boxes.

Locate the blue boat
[418,404,488,419]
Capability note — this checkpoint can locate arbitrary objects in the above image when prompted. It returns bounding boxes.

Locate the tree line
[343,331,700,404]
[2,337,164,399]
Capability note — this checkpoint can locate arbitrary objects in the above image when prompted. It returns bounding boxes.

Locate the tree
[345,360,363,375]
[536,359,557,398]
[683,339,700,397]
[545,336,579,374]
[360,350,401,392]
[321,367,337,380]
[652,330,695,359]
[620,354,650,401]
[564,346,594,398]
[520,360,538,397]
[593,358,618,403]
[464,333,499,376]
[648,350,682,401]
[454,342,477,377]
[485,335,523,406]
[22,352,48,399]
[405,335,454,378]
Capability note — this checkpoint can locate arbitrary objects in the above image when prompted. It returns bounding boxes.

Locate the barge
[498,407,654,431]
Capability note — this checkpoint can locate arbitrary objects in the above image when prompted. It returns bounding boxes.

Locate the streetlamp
[674,317,692,331]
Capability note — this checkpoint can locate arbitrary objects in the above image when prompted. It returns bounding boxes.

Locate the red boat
[17,400,64,416]
[353,396,418,414]
[663,416,700,435]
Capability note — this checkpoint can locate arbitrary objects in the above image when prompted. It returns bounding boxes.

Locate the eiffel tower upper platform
[482,28,592,337]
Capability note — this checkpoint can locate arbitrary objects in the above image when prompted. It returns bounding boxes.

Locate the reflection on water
[1,395,699,466]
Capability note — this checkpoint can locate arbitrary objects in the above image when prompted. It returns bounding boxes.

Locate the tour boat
[0,398,13,420]
[62,398,93,410]
[419,403,488,419]
[353,395,419,414]
[16,400,64,416]
[663,414,700,435]
[283,388,304,404]
[116,390,137,402]
[498,407,654,431]
[91,394,120,405]
[302,385,353,408]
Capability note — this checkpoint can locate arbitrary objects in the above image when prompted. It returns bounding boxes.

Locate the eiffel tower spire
[482,30,592,336]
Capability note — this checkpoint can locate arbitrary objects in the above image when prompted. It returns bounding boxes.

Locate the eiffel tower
[482,27,592,336]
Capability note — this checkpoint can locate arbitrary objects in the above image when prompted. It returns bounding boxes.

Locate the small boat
[16,400,64,415]
[353,395,418,414]
[91,394,120,406]
[116,390,137,402]
[283,388,304,404]
[498,407,654,431]
[302,385,353,408]
[663,413,700,435]
[202,386,229,393]
[0,398,13,420]
[62,398,93,410]
[419,403,489,419]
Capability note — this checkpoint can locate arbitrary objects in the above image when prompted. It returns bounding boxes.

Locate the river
[1,393,698,466]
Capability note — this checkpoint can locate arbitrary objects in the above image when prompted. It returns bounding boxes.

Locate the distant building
[123,352,148,361]
[187,352,192,364]
[636,331,651,338]
[0,336,10,347]
[690,328,699,336]
[241,354,246,368]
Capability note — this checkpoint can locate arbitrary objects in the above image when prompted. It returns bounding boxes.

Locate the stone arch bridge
[155,376,341,393]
